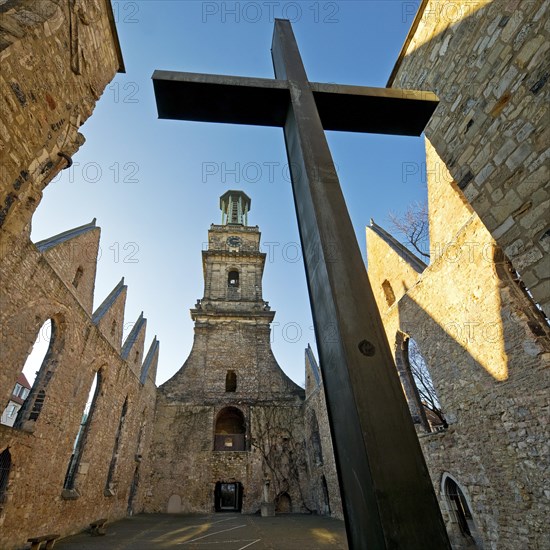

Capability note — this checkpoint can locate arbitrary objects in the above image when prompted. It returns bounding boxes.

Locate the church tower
[147,191,307,515]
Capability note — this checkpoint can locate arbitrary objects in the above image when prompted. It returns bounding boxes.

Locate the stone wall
[303,346,343,520]
[146,220,309,515]
[389,0,549,315]
[0,223,158,550]
[147,323,307,514]
[0,0,123,254]
[366,141,550,549]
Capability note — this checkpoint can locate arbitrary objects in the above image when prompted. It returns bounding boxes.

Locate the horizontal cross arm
[310,82,439,136]
[152,70,290,127]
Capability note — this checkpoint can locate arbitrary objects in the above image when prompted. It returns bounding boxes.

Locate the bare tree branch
[408,339,447,429]
[388,201,430,260]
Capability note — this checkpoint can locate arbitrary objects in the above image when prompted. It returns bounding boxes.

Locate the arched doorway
[275,492,292,514]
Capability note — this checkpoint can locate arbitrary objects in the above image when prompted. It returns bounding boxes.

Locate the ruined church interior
[1,1,548,549]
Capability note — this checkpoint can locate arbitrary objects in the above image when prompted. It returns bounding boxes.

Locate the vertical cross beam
[153,18,449,548]
[271,20,449,549]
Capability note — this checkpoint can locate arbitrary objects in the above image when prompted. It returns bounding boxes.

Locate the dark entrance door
[215,482,242,512]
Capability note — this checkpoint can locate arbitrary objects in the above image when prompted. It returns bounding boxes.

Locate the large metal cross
[153,19,449,549]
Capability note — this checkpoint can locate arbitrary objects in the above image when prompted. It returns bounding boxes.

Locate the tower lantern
[220,190,251,226]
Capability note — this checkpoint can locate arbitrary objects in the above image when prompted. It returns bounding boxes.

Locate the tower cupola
[220,190,251,226]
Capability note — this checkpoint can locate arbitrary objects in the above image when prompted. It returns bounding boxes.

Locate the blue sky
[31,0,427,386]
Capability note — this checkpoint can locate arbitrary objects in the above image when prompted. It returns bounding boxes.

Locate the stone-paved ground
[54,513,348,549]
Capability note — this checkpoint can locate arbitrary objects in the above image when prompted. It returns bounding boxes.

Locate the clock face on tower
[227,236,242,247]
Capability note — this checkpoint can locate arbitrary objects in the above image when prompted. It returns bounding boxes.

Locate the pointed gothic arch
[63,368,103,493]
[13,316,64,430]
[395,331,446,432]
[308,409,323,466]
[105,396,129,496]
[441,473,482,547]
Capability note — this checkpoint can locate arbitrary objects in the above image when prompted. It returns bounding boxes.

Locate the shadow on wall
[392,264,549,548]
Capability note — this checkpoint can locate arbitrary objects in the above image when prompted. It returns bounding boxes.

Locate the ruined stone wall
[0,227,157,550]
[366,143,550,549]
[389,0,549,315]
[0,0,123,253]
[146,317,308,514]
[303,348,343,520]
[148,399,307,514]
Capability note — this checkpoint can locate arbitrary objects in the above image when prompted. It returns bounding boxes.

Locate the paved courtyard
[55,513,349,549]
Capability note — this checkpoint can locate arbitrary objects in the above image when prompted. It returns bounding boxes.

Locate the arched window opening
[72,266,84,288]
[110,319,117,337]
[63,370,102,492]
[12,319,56,430]
[105,397,128,496]
[321,475,331,515]
[0,448,11,508]
[214,407,246,451]
[494,248,550,329]
[404,337,446,432]
[382,280,396,307]
[309,411,323,465]
[228,270,239,287]
[225,370,237,392]
[444,475,481,546]
[128,410,147,515]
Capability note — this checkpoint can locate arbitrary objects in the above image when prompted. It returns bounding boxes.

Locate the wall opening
[13,318,58,430]
[382,279,396,307]
[443,474,482,547]
[214,481,242,512]
[63,369,102,491]
[105,396,128,496]
[214,407,246,451]
[401,335,446,431]
[0,448,11,509]
[72,266,84,288]
[309,410,323,465]
[127,465,140,516]
[321,475,331,516]
[494,247,550,329]
[225,370,237,392]
[275,492,292,514]
[228,270,239,287]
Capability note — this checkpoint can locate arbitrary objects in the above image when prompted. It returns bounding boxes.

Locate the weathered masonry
[0,0,124,255]
[388,0,549,315]
[0,219,159,549]
[366,144,550,550]
[146,191,310,516]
